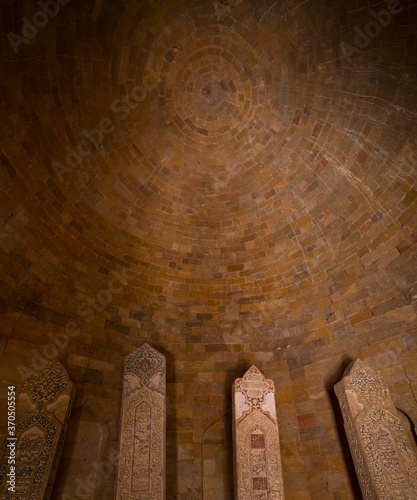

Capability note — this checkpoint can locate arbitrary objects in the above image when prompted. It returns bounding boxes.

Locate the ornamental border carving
[0,360,75,500]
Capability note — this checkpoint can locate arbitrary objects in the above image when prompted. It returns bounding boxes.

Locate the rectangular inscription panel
[132,402,152,492]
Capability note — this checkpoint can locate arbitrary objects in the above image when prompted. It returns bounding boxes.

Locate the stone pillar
[232,365,284,499]
[115,343,166,499]
[0,360,75,499]
[334,358,417,499]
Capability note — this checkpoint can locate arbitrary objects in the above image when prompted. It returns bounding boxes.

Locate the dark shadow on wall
[157,345,179,500]
[326,359,362,500]
[396,407,417,459]
[198,362,251,500]
[202,414,234,500]
[51,398,116,500]
[328,388,362,499]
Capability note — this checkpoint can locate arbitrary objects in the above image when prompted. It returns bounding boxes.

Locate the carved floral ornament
[234,365,278,422]
[123,343,166,398]
[21,359,74,410]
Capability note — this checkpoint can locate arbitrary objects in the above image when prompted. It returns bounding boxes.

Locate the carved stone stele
[334,359,417,499]
[0,360,75,499]
[115,343,166,499]
[232,365,284,499]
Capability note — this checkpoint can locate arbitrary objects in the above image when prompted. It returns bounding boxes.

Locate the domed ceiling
[1,0,416,356]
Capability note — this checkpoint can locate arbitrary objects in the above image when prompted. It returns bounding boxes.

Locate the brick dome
[2,0,416,352]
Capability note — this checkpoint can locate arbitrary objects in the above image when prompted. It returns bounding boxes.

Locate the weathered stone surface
[233,365,284,499]
[0,360,75,499]
[115,343,166,499]
[334,358,417,499]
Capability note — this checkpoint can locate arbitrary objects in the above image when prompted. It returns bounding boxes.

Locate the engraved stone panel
[232,365,284,499]
[334,359,417,500]
[115,343,166,499]
[0,360,75,499]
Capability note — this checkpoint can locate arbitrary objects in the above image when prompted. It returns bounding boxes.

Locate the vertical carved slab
[0,360,75,499]
[335,359,417,500]
[232,366,284,499]
[115,343,166,499]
